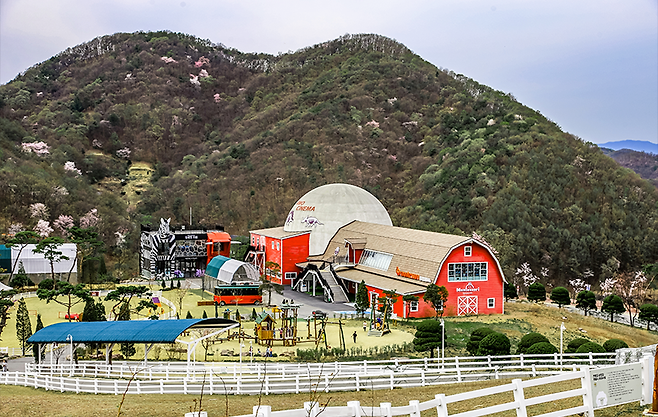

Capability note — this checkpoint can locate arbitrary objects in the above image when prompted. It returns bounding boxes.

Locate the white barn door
[457,296,478,315]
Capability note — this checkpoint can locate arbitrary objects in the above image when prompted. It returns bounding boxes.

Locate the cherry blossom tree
[80,209,100,228]
[53,215,74,237]
[21,141,50,155]
[29,203,49,219]
[34,220,53,237]
[64,161,82,176]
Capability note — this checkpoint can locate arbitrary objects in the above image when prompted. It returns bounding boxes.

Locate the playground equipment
[368,293,395,337]
[254,301,302,347]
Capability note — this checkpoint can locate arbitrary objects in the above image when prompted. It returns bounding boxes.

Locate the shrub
[566,338,590,353]
[602,339,628,352]
[550,286,571,308]
[576,342,605,353]
[467,327,495,355]
[413,320,443,357]
[527,282,546,303]
[477,332,511,356]
[517,332,549,354]
[525,342,558,355]
[38,278,56,290]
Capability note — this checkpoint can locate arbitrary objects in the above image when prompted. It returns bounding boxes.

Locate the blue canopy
[28,318,237,344]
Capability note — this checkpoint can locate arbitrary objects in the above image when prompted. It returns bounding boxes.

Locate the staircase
[320,270,349,303]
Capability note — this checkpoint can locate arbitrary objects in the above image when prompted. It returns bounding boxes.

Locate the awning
[28,318,238,344]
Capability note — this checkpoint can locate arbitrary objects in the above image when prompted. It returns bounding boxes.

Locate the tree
[172,281,190,316]
[33,237,68,281]
[527,282,546,303]
[355,280,369,317]
[576,342,605,353]
[378,289,398,320]
[403,294,419,319]
[9,261,33,289]
[33,313,44,363]
[105,285,157,320]
[477,332,510,356]
[412,319,443,358]
[575,290,597,316]
[16,298,33,355]
[4,231,39,283]
[602,339,628,352]
[259,261,283,306]
[117,301,135,358]
[424,284,448,319]
[517,332,549,354]
[66,226,104,284]
[37,281,91,322]
[81,297,106,322]
[0,289,18,341]
[601,294,625,322]
[503,282,518,301]
[566,338,591,353]
[638,304,658,331]
[186,311,193,319]
[525,342,558,355]
[550,286,570,308]
[613,270,652,327]
[467,328,495,355]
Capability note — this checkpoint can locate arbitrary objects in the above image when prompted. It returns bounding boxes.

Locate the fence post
[424,357,428,370]
[296,375,300,394]
[435,394,449,417]
[253,405,272,417]
[456,357,462,382]
[347,400,361,417]
[641,355,654,405]
[580,367,595,417]
[390,372,394,390]
[356,374,360,391]
[520,353,524,368]
[325,375,329,393]
[512,379,528,417]
[531,364,536,377]
[381,402,393,417]
[409,400,421,417]
[160,379,164,394]
[421,370,426,386]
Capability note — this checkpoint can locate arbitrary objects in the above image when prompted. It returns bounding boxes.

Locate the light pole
[66,334,73,376]
[440,318,445,370]
[249,340,253,363]
[239,343,245,377]
[559,322,565,371]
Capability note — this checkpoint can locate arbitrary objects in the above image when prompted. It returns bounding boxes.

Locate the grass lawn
[0,379,648,417]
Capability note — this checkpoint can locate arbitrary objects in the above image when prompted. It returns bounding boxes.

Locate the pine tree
[117,302,135,358]
[16,298,33,355]
[527,282,546,303]
[355,280,369,317]
[575,290,597,316]
[601,295,625,322]
[202,310,208,319]
[33,314,44,363]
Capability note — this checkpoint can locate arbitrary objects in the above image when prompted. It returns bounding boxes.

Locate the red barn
[308,221,505,318]
[247,228,311,285]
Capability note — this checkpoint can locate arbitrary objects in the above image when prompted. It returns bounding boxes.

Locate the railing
[0,347,23,356]
[25,352,617,380]
[236,359,655,417]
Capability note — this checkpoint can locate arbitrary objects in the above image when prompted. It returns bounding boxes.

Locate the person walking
[363,321,367,332]
[352,331,357,343]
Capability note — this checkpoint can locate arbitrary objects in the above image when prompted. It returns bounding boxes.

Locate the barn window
[409,301,419,312]
[488,298,495,308]
[359,249,393,271]
[464,246,472,256]
[448,262,488,281]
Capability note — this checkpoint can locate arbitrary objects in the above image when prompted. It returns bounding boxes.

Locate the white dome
[283,183,392,255]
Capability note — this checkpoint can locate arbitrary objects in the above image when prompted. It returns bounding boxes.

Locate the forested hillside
[600,148,658,188]
[1,31,656,286]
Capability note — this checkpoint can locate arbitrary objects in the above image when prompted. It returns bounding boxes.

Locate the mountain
[598,140,657,154]
[599,148,658,188]
[1,31,656,285]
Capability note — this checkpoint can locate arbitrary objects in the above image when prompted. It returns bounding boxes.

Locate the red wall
[249,232,310,285]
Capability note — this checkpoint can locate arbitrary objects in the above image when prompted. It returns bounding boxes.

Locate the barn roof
[27,318,238,344]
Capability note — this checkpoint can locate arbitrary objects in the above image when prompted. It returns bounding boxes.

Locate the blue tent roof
[205,255,231,279]
[27,318,238,344]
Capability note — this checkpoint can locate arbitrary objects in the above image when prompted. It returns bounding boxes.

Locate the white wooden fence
[238,358,655,417]
[24,352,617,381]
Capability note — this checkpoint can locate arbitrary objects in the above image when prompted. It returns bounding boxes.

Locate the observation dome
[283,183,392,255]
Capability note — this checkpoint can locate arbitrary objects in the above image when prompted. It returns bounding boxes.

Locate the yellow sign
[396,267,420,280]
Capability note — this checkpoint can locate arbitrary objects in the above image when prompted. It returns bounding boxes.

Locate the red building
[247,228,311,285]
[305,221,506,318]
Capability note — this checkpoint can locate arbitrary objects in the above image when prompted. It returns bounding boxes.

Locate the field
[1,289,656,360]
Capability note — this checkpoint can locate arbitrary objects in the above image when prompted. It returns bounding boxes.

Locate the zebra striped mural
[140,218,176,279]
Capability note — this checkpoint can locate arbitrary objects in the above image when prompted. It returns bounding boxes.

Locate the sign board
[589,362,643,409]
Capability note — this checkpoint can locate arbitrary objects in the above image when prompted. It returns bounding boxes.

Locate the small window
[285,272,297,280]
[488,298,495,309]
[409,301,419,312]
[251,236,255,245]
[276,241,280,251]
[464,246,472,257]
[272,241,275,250]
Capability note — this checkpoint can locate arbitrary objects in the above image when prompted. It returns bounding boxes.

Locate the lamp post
[440,318,445,370]
[66,334,73,376]
[239,343,245,378]
[559,322,565,371]
[250,340,253,363]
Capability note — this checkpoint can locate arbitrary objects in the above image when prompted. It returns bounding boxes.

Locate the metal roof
[27,318,238,344]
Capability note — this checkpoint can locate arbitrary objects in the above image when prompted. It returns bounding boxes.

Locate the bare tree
[174,280,191,317]
[614,270,654,327]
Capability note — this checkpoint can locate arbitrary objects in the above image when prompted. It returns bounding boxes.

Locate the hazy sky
[1,0,656,145]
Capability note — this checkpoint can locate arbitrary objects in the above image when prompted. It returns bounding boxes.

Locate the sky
[1,0,656,146]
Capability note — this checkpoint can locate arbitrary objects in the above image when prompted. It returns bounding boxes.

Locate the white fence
[24,352,617,381]
[0,346,22,356]
[237,359,655,417]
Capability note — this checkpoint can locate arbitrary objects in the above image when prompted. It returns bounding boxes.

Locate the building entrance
[457,296,478,315]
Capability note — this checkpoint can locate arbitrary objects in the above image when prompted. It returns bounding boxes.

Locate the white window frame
[285,272,297,280]
[359,249,393,271]
[276,241,280,251]
[488,298,495,309]
[448,262,488,282]
[409,300,419,312]
[464,246,472,257]
[272,241,275,250]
